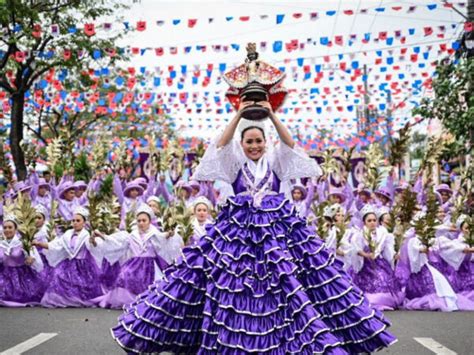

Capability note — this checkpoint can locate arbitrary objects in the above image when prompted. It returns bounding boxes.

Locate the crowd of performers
[0,156,472,311]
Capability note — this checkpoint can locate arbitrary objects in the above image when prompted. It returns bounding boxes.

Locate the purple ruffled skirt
[352,257,402,311]
[95,256,169,309]
[0,264,47,307]
[41,250,103,308]
[112,194,397,354]
[403,264,453,311]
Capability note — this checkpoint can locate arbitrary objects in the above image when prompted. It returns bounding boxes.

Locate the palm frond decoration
[364,143,384,191]
[311,201,330,240]
[90,136,110,173]
[124,202,137,234]
[388,123,411,167]
[113,140,134,174]
[160,205,179,235]
[20,140,39,169]
[412,187,441,250]
[364,228,377,254]
[46,138,63,179]
[450,194,466,226]
[191,140,206,172]
[334,211,351,249]
[390,187,418,253]
[419,136,445,173]
[46,200,59,242]
[13,194,39,255]
[320,149,339,177]
[100,197,121,235]
[463,216,474,248]
[158,150,171,174]
[97,174,114,201]
[88,189,121,236]
[74,151,91,182]
[341,146,356,173]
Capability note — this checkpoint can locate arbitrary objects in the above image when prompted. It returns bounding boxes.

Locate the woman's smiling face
[241,128,265,162]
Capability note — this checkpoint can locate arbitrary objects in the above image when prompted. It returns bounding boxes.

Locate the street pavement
[0,308,472,354]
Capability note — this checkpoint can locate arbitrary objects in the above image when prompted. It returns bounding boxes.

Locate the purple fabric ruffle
[112,194,397,354]
[41,250,102,308]
[0,265,47,307]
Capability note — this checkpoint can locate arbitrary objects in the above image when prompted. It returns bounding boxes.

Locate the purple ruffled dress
[0,241,47,307]
[112,161,396,354]
[41,230,103,308]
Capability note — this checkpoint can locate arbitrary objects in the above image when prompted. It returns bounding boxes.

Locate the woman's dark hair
[363,212,376,223]
[137,212,151,221]
[241,126,266,141]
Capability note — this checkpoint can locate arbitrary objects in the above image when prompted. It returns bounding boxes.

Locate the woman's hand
[93,230,105,239]
[237,100,255,118]
[336,249,345,257]
[257,101,275,119]
[25,256,35,266]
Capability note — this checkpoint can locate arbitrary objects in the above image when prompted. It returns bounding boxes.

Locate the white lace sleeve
[438,237,467,271]
[91,231,129,265]
[29,247,44,273]
[158,232,184,264]
[407,237,428,274]
[44,238,69,267]
[350,230,365,274]
[382,233,396,270]
[270,142,322,182]
[192,135,245,184]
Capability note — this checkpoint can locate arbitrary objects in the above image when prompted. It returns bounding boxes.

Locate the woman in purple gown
[402,212,459,311]
[189,196,214,246]
[33,207,103,307]
[92,204,182,309]
[111,101,397,354]
[436,215,474,310]
[351,206,402,311]
[0,216,46,307]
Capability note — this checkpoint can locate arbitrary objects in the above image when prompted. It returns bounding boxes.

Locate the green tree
[414,58,474,157]
[0,0,128,180]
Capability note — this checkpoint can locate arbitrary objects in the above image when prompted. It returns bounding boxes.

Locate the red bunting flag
[63,49,71,60]
[32,24,42,38]
[423,27,433,36]
[188,19,197,28]
[136,21,146,31]
[84,23,95,36]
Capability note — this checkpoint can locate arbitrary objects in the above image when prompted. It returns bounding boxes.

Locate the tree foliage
[414,58,474,156]
[0,0,129,179]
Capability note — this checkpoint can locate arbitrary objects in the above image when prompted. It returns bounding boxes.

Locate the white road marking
[414,337,457,355]
[0,333,57,355]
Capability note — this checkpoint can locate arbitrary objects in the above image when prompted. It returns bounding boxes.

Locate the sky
[112,0,468,142]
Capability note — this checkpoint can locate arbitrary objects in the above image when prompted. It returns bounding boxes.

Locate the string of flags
[1,23,464,63]
[0,2,467,37]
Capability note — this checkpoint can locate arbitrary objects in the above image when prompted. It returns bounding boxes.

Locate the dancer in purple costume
[0,216,46,307]
[92,204,182,308]
[436,215,474,310]
[111,98,397,353]
[351,205,402,311]
[33,207,103,307]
